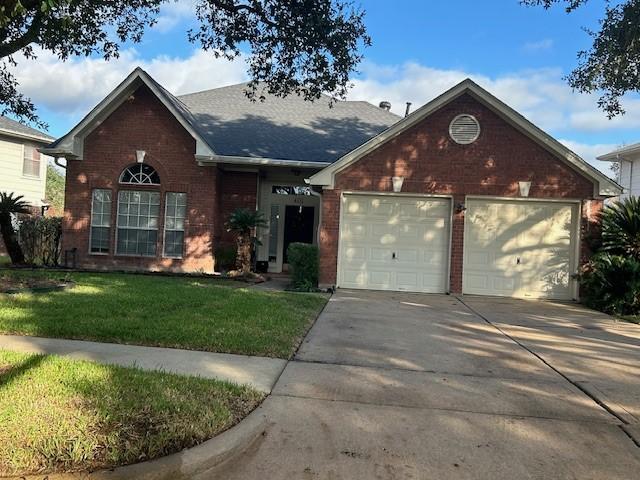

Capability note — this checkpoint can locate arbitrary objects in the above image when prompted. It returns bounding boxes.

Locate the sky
[11,0,638,176]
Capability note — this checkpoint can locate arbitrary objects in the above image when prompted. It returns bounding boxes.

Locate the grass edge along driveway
[0,349,264,477]
[0,270,329,358]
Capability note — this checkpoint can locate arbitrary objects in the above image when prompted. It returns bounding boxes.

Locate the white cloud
[558,139,619,175]
[12,48,248,117]
[154,0,196,33]
[523,38,554,52]
[349,61,640,135]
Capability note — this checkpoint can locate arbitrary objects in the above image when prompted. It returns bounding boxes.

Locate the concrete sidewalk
[0,335,287,393]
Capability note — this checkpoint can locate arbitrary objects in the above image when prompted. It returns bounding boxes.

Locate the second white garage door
[338,194,451,293]
[463,198,578,300]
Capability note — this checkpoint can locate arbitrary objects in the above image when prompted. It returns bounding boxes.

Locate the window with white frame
[116,190,160,256]
[90,189,112,253]
[163,192,187,258]
[119,164,160,185]
[22,145,40,177]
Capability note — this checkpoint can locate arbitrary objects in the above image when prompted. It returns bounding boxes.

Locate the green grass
[620,315,640,324]
[0,349,264,476]
[0,270,328,358]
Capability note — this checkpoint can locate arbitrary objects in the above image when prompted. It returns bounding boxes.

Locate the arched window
[119,164,160,185]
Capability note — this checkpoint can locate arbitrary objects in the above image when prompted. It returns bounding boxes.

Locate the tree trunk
[0,212,24,264]
[236,234,252,273]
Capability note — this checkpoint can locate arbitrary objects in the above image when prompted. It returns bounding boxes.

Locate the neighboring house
[0,116,54,255]
[597,143,640,200]
[0,115,54,207]
[43,68,621,300]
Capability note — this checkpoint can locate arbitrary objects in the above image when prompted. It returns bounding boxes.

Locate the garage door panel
[464,199,576,300]
[339,194,451,293]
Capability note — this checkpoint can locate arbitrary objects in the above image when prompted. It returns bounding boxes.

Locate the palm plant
[0,192,31,264]
[225,208,267,273]
[600,196,640,259]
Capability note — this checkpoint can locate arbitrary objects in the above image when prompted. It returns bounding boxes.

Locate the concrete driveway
[213,291,640,480]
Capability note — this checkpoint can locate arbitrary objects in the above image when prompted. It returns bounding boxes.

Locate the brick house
[43,69,620,300]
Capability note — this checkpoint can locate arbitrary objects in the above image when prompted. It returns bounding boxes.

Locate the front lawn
[0,349,263,476]
[0,270,328,358]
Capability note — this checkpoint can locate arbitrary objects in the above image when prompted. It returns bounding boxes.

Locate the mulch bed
[0,275,73,294]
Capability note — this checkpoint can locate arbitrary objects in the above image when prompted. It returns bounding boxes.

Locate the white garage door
[338,194,451,293]
[463,199,578,300]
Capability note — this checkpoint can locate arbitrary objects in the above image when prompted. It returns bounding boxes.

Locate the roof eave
[0,128,54,144]
[49,68,215,160]
[196,154,331,169]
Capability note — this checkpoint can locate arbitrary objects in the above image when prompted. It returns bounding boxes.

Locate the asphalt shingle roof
[0,116,54,143]
[178,83,400,163]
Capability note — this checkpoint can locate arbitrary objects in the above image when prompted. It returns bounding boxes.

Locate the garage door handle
[516,257,521,265]
[392,252,397,259]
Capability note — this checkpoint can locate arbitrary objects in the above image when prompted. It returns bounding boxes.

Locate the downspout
[54,157,67,170]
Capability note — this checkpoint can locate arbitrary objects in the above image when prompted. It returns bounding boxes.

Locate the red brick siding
[218,171,258,245]
[319,93,602,291]
[62,85,257,273]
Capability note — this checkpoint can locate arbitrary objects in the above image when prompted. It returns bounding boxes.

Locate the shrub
[18,216,63,266]
[287,243,319,291]
[579,253,640,316]
[214,245,237,272]
[600,196,640,259]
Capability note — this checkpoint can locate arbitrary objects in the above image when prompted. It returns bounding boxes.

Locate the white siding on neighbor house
[618,159,640,200]
[0,135,50,206]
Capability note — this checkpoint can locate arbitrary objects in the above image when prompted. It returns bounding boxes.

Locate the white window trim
[115,190,161,257]
[88,188,112,256]
[162,192,187,259]
[21,144,41,179]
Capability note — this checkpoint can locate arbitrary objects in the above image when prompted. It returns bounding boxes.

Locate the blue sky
[14,0,635,174]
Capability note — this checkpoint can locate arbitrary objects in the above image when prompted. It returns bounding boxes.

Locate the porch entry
[258,181,320,273]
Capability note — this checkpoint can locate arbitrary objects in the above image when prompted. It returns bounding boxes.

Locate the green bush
[18,216,62,266]
[287,243,319,291]
[579,253,640,315]
[600,196,640,258]
[214,245,237,272]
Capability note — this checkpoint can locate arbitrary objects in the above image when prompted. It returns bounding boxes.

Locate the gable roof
[597,142,640,162]
[42,67,215,159]
[0,116,54,144]
[307,78,622,197]
[179,83,399,163]
[42,68,400,167]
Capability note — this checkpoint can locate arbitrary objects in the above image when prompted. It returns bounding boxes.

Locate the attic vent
[449,114,480,145]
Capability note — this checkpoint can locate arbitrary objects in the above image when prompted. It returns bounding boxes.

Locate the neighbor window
[22,145,40,177]
[116,190,160,256]
[163,192,187,258]
[90,189,112,254]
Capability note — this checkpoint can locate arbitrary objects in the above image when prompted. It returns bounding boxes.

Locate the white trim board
[307,78,621,198]
[40,68,215,160]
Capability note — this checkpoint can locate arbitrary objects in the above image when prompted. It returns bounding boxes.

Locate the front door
[283,205,315,264]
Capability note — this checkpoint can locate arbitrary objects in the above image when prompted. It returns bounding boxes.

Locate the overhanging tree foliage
[0,0,370,127]
[522,0,640,118]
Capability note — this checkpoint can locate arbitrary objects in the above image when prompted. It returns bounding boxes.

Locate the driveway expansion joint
[455,296,633,428]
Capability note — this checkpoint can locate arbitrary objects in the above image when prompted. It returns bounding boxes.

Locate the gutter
[195,154,331,169]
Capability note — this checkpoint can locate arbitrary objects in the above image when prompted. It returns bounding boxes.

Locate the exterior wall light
[136,150,146,163]
[455,202,467,214]
[392,176,404,193]
[518,181,532,197]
